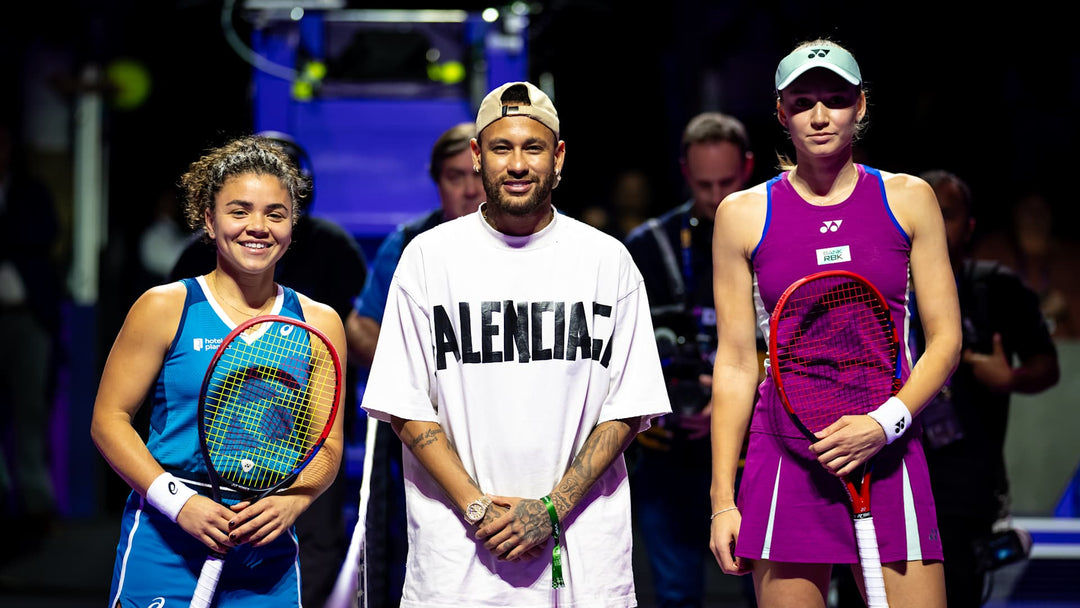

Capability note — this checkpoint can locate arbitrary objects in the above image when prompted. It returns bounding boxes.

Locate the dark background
[1,3,1078,605]
[2,0,1078,514]
[4,0,1076,253]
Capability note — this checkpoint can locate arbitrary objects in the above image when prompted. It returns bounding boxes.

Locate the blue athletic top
[146,277,303,479]
[353,208,444,320]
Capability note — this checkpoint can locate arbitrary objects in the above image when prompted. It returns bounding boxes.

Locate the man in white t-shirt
[361,81,671,607]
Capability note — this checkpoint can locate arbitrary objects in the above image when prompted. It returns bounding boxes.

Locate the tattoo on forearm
[408,427,444,451]
[399,422,481,507]
[551,486,574,517]
[553,423,629,516]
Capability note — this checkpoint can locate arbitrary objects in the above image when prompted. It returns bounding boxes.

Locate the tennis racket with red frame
[190,314,342,608]
[770,270,901,608]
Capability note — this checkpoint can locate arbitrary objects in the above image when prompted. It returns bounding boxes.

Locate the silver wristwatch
[464,495,493,525]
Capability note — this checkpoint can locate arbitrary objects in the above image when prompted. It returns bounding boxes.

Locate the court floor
[1,515,1077,607]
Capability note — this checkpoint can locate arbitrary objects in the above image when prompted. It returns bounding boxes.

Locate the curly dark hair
[180,135,310,235]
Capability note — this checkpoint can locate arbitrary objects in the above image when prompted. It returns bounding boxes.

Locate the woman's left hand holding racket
[224,489,316,547]
[808,412,889,478]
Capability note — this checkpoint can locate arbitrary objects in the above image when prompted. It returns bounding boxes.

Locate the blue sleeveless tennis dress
[108,277,308,607]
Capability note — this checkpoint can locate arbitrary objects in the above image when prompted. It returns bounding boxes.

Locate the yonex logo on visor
[775,43,862,91]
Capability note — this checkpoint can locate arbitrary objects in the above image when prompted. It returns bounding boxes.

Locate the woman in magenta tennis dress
[707,39,961,607]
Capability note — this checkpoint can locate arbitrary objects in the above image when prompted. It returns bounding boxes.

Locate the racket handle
[191,553,226,608]
[854,516,889,608]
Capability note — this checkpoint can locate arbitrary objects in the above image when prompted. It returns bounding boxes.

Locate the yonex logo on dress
[808,48,830,58]
[820,220,843,233]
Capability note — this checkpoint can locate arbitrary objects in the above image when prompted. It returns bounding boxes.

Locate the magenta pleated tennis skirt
[734,381,943,564]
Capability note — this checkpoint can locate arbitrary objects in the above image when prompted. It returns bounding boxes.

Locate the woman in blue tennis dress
[91,136,347,607]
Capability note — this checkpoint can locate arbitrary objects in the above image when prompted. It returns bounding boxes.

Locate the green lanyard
[539,495,565,588]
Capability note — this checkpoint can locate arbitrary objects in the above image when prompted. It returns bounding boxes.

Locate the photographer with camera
[624,112,755,608]
[915,170,1059,607]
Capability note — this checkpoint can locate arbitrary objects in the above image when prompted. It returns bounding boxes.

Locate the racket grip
[191,553,226,608]
[854,516,889,608]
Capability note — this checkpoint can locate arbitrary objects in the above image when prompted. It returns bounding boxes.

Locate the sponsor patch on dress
[816,245,850,265]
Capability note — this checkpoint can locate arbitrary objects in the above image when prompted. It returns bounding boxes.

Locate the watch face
[465,497,489,523]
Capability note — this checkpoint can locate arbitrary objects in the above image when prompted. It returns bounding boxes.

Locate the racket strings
[203,321,338,490]
[774,278,898,434]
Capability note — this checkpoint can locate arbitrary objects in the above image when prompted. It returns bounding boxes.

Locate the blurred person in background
[623,111,754,608]
[917,170,1059,607]
[580,168,654,241]
[0,117,64,557]
[973,189,1080,338]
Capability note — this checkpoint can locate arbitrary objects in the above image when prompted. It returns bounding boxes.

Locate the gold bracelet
[710,506,739,520]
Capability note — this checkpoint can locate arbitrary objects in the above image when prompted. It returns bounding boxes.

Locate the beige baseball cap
[475,81,559,138]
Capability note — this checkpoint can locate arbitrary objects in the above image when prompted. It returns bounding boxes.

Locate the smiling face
[777,68,865,159]
[205,172,293,275]
[472,115,565,218]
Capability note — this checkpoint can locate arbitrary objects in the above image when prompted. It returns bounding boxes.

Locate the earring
[473,165,480,173]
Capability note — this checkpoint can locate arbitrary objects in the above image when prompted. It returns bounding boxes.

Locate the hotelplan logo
[193,337,223,352]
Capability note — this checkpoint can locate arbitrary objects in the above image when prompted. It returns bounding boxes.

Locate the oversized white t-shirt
[362,207,671,607]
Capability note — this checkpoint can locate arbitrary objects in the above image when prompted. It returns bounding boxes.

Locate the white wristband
[868,396,911,444]
[146,472,197,523]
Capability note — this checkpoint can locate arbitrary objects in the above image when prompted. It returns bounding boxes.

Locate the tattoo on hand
[483,502,509,526]
[514,499,553,545]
